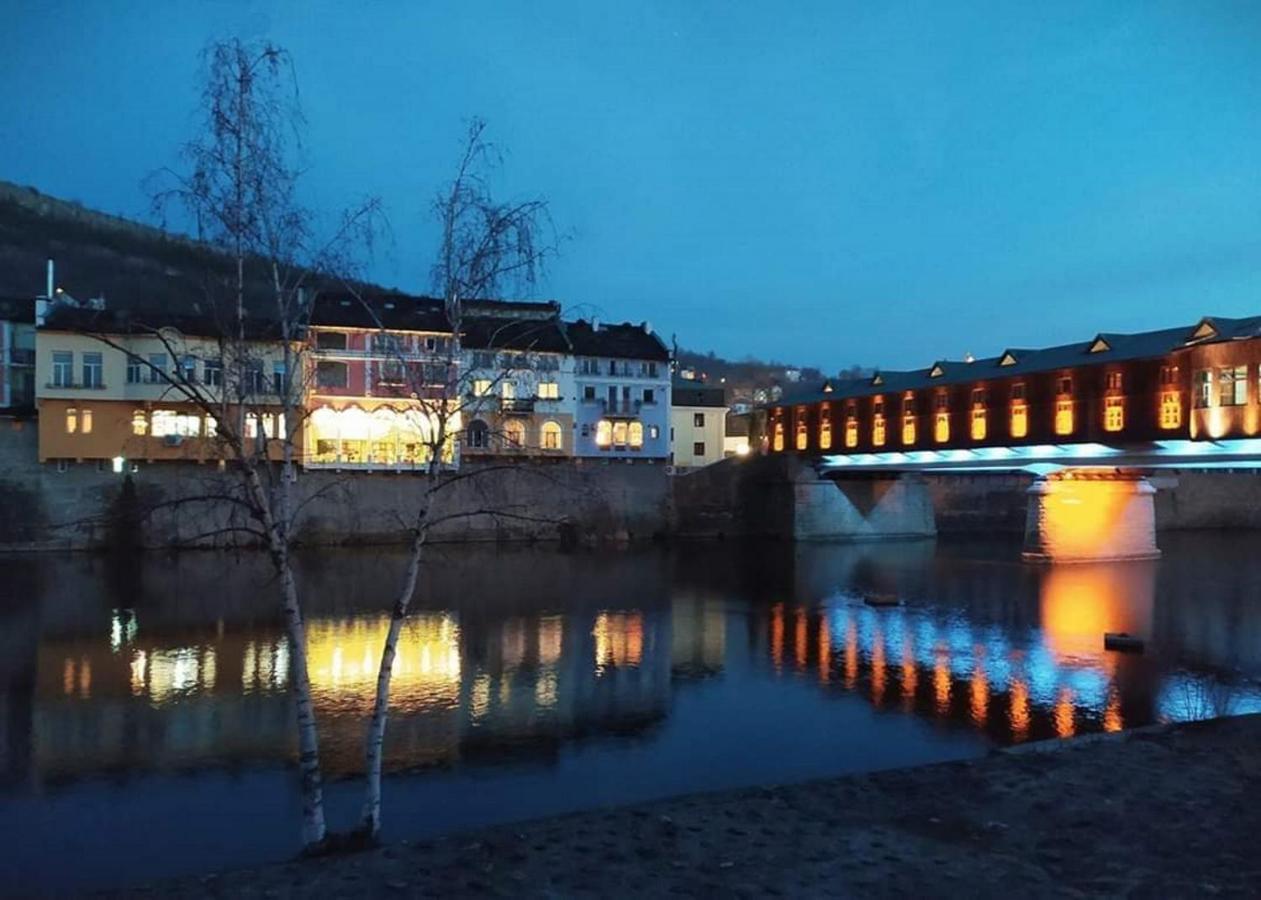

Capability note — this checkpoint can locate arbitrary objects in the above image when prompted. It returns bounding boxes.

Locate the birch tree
[140,37,378,852]
[356,118,556,840]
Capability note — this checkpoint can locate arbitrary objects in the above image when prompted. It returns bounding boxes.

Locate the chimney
[642,320,653,335]
[45,259,54,299]
[592,317,601,331]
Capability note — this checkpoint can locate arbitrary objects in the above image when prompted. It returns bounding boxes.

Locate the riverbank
[125,714,1261,898]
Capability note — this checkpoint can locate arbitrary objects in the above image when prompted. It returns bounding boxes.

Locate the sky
[3,1,1261,371]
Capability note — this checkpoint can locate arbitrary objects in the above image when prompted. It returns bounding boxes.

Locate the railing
[501,398,536,413]
[601,399,643,416]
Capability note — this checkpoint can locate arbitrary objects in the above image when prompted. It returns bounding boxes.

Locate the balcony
[500,397,535,414]
[601,399,642,418]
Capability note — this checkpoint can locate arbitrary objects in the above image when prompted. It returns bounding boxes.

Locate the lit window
[1193,370,1212,408]
[1160,365,1179,386]
[504,419,525,448]
[1104,397,1124,432]
[648,425,659,440]
[971,407,986,441]
[502,382,516,400]
[795,417,808,450]
[902,414,916,446]
[1160,392,1182,430]
[473,379,492,397]
[596,419,613,448]
[65,407,78,434]
[542,420,563,450]
[613,421,628,447]
[81,409,93,434]
[819,414,832,450]
[538,382,560,400]
[246,413,284,440]
[132,411,148,436]
[1055,400,1074,436]
[1105,371,1122,392]
[1011,383,1028,439]
[1218,366,1247,407]
[873,413,886,447]
[844,415,858,448]
[628,421,643,449]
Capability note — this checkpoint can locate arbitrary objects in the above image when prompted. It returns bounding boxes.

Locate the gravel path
[125,714,1261,898]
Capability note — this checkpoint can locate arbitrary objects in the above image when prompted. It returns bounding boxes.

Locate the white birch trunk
[360,527,426,838]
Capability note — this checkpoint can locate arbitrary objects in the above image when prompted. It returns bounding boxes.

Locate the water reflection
[4,534,1261,788]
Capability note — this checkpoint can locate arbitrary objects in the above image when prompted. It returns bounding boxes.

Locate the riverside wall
[0,418,671,550]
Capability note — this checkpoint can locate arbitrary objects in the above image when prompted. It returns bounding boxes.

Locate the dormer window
[929,363,944,378]
[1088,337,1111,354]
[999,351,1018,367]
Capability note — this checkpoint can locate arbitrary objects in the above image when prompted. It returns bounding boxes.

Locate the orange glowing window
[65,408,78,434]
[873,413,886,446]
[902,414,917,446]
[772,420,785,451]
[819,416,832,450]
[1055,400,1074,435]
[1104,396,1124,432]
[970,408,986,440]
[1160,392,1182,430]
[934,412,949,443]
[795,418,808,451]
[845,416,858,448]
[1011,401,1028,438]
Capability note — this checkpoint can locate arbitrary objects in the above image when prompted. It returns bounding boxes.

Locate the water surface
[1,534,1259,891]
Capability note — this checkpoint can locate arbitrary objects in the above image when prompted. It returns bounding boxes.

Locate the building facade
[568,320,671,459]
[0,296,35,410]
[763,316,1261,457]
[669,378,728,469]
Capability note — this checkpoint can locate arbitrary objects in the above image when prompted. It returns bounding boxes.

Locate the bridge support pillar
[797,472,937,541]
[1022,472,1160,563]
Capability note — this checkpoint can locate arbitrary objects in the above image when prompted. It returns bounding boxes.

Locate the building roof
[672,376,726,408]
[566,320,670,362]
[40,301,287,341]
[311,293,448,333]
[768,315,1261,410]
[462,315,571,353]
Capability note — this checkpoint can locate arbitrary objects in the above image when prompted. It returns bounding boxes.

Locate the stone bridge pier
[1021,471,1160,563]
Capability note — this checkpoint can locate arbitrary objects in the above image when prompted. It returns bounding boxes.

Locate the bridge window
[819,413,832,450]
[933,394,949,443]
[772,419,785,452]
[902,414,916,446]
[1160,392,1181,430]
[795,417,808,451]
[1194,370,1212,407]
[1055,400,1074,436]
[970,388,987,440]
[1106,371,1122,392]
[1218,366,1247,406]
[1104,397,1124,432]
[873,413,886,447]
[1010,383,1028,438]
[845,416,858,448]
[1160,364,1179,386]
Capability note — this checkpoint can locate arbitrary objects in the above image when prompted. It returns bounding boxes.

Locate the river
[1,534,1259,892]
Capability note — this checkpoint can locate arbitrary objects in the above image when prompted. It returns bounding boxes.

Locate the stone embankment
[130,714,1261,898]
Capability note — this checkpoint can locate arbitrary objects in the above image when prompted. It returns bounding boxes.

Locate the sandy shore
[123,714,1261,898]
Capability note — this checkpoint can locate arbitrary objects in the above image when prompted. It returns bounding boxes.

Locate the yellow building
[669,378,728,470]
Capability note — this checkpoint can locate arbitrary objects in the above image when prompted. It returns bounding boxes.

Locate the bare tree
[355,118,557,840]
[132,38,379,852]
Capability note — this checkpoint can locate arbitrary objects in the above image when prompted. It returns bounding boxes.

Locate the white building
[568,319,672,459]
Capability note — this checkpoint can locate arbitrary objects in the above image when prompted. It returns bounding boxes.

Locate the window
[52,351,73,387]
[795,417,808,450]
[541,420,563,450]
[583,385,596,402]
[643,388,655,404]
[1160,364,1179,386]
[473,379,492,397]
[933,393,948,443]
[596,419,613,448]
[1105,371,1122,392]
[845,416,858,448]
[502,382,516,400]
[873,412,886,447]
[65,407,78,434]
[246,413,284,440]
[649,425,660,440]
[1219,366,1247,406]
[612,421,628,447]
[147,354,167,384]
[1104,396,1124,432]
[503,419,525,448]
[772,419,785,452]
[127,357,142,384]
[901,394,916,445]
[316,361,348,389]
[1055,399,1074,435]
[131,411,148,436]
[1056,376,1072,396]
[693,441,706,457]
[466,420,490,449]
[1194,370,1212,408]
[1010,383,1028,438]
[204,359,222,387]
[694,412,705,428]
[424,336,438,353]
[1160,392,1182,430]
[819,414,832,449]
[316,331,347,351]
[181,356,197,383]
[82,352,103,388]
[380,359,405,384]
[629,422,643,449]
[538,382,560,400]
[152,410,202,438]
[970,388,987,441]
[272,362,286,395]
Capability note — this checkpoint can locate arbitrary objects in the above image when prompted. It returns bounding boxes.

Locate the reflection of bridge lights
[1054,688,1076,737]
[900,637,917,708]
[933,647,950,714]
[1009,679,1030,741]
[817,617,831,684]
[969,649,989,727]
[1104,689,1123,732]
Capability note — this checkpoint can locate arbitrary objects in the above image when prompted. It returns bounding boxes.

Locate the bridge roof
[769,315,1259,409]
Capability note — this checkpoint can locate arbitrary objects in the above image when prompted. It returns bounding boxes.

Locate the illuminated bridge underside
[820,439,1261,475]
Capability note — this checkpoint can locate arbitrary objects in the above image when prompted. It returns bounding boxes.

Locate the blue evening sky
[2,1,1260,371]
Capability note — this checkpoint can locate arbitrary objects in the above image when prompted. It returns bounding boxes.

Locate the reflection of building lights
[538,616,563,666]
[870,623,886,705]
[1009,679,1030,741]
[794,609,807,671]
[844,620,858,688]
[1103,689,1123,732]
[1054,688,1076,738]
[470,673,491,721]
[933,647,950,715]
[593,611,644,672]
[901,637,917,708]
[111,456,125,473]
[969,650,989,727]
[534,671,558,708]
[817,617,830,684]
[770,603,784,671]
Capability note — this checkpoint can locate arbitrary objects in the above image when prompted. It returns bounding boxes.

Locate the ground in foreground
[129,715,1261,898]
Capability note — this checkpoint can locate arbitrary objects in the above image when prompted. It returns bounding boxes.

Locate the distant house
[670,377,727,470]
[0,295,35,410]
[724,411,751,458]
